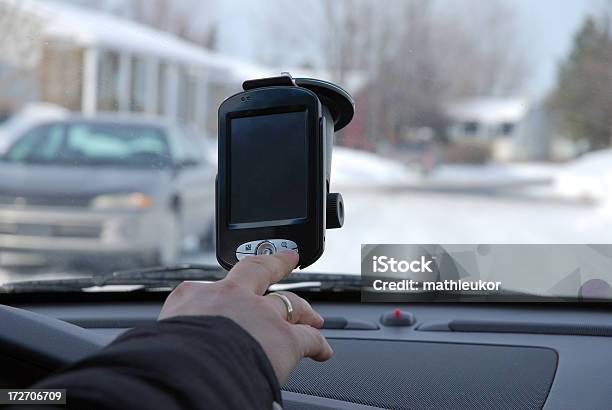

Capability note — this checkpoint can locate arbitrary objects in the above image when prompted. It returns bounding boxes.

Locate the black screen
[229,110,308,226]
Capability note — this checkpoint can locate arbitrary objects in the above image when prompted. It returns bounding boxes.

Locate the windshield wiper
[107,263,227,283]
[0,263,362,293]
[0,266,591,301]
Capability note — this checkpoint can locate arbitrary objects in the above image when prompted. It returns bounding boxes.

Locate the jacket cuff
[138,315,283,404]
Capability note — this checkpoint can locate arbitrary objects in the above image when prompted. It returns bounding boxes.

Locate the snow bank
[331,147,418,189]
[554,149,612,203]
[428,163,560,185]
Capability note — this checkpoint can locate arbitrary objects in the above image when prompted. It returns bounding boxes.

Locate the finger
[267,291,324,328]
[291,324,334,362]
[226,249,299,295]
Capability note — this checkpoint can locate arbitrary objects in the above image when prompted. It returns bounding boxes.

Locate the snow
[428,163,560,185]
[307,190,607,274]
[446,97,529,123]
[331,147,418,189]
[555,149,612,203]
[307,150,612,273]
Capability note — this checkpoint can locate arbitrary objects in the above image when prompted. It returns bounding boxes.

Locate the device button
[270,239,298,252]
[236,253,251,261]
[256,241,277,255]
[237,241,258,254]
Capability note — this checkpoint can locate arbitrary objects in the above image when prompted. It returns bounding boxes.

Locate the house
[0,0,272,136]
[445,97,529,161]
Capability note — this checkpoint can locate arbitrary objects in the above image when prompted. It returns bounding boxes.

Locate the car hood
[0,162,171,206]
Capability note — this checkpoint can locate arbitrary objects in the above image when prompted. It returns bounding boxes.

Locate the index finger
[225,249,299,295]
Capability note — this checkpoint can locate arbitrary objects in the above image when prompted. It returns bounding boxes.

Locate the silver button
[256,241,276,255]
[236,253,251,261]
[236,241,258,254]
[270,239,298,252]
[236,239,298,262]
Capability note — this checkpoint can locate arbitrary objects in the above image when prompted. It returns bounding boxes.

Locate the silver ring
[269,292,293,322]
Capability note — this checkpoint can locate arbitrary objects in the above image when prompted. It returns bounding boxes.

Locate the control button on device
[256,241,277,255]
[236,253,251,261]
[270,239,298,252]
[236,241,261,261]
[326,192,344,229]
[237,241,258,254]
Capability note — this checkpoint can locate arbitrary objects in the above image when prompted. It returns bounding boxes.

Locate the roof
[1,0,272,80]
[1,0,367,93]
[445,97,529,124]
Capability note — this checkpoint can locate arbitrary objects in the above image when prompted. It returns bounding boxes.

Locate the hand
[158,249,333,383]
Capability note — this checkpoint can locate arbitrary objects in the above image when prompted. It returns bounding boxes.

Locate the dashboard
[2,296,612,409]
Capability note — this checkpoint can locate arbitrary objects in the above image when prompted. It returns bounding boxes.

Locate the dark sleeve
[29,316,282,410]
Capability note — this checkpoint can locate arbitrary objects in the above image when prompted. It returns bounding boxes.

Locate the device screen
[229,110,308,226]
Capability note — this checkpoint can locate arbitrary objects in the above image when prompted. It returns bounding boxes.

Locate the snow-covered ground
[307,190,604,274]
[312,148,612,273]
[332,147,419,190]
[554,149,612,203]
[427,162,561,185]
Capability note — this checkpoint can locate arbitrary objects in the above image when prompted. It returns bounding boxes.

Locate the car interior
[2,1,612,409]
[2,290,612,409]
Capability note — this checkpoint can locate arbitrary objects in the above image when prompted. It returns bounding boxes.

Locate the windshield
[0,0,610,300]
[2,122,171,167]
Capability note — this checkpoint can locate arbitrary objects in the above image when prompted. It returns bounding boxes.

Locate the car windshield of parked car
[0,0,611,301]
[3,122,171,167]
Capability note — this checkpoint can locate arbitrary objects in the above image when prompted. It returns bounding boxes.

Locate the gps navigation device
[216,73,354,269]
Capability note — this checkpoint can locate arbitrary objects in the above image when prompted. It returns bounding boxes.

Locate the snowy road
[306,189,607,273]
[2,189,605,283]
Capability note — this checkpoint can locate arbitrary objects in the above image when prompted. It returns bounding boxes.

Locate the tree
[125,0,218,50]
[0,1,43,109]
[549,16,612,150]
[256,0,528,145]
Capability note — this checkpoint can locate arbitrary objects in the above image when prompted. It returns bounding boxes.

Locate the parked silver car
[0,115,216,268]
